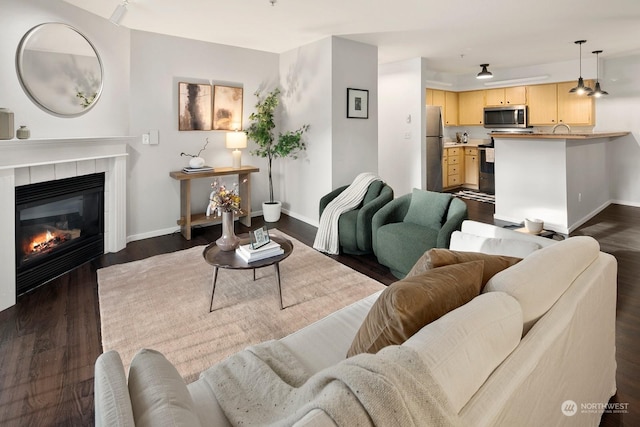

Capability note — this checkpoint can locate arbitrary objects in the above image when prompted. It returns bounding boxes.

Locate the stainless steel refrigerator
[426,105,444,192]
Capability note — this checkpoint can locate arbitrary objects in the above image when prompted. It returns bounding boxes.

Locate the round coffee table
[202,234,293,312]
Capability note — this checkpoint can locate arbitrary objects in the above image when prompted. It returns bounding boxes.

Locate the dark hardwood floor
[0,199,637,426]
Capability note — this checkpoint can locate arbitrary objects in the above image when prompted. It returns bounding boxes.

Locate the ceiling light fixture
[109,0,129,26]
[269,0,277,5]
[476,64,493,80]
[588,50,609,98]
[569,40,593,95]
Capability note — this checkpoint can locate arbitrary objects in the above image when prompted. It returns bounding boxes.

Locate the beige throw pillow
[407,248,522,289]
[347,261,484,357]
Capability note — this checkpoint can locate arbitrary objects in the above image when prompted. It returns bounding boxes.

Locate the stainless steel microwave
[483,105,529,129]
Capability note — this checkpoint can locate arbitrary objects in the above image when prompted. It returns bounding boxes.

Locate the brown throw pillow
[347,260,484,357]
[407,248,522,288]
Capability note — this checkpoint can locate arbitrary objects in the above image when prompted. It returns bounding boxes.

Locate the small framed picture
[250,226,270,249]
[347,88,369,119]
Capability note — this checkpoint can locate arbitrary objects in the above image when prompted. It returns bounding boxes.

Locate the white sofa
[95,220,617,426]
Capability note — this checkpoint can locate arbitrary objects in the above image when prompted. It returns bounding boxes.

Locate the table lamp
[226,131,247,169]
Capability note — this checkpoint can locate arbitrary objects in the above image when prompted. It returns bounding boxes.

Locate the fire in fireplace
[15,173,105,295]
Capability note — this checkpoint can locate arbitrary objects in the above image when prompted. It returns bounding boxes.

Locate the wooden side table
[169,166,259,240]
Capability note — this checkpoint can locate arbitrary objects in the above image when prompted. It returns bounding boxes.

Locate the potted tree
[246,88,309,222]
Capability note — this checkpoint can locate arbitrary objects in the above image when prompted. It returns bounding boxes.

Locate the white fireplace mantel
[0,136,131,312]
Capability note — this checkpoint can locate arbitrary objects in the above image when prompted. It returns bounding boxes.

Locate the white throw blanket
[201,340,459,427]
[313,172,381,255]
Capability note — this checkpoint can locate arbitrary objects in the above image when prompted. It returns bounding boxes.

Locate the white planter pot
[262,201,282,222]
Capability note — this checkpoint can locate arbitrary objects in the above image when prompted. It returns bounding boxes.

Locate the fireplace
[15,173,105,295]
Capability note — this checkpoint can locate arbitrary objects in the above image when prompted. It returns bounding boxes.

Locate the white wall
[330,38,379,186]
[378,58,424,196]
[279,37,378,225]
[128,31,279,240]
[597,54,640,206]
[1,0,130,138]
[278,38,332,225]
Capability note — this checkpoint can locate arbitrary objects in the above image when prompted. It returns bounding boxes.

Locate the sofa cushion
[94,350,135,427]
[128,348,202,427]
[407,248,522,288]
[403,292,523,413]
[347,261,484,357]
[450,230,541,258]
[484,236,600,334]
[404,188,452,229]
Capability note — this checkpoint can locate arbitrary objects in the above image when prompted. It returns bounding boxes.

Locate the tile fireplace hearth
[0,137,130,311]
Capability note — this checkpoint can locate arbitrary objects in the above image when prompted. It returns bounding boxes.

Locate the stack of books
[236,241,283,262]
[182,166,214,173]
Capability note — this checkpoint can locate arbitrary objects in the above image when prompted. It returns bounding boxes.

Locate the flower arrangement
[206,180,242,216]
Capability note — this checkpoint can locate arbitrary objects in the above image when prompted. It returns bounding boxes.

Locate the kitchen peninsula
[490,132,629,234]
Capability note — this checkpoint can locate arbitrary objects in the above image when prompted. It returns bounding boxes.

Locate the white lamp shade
[226,132,247,149]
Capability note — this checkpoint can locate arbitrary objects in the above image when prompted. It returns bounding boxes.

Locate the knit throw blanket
[201,340,459,427]
[313,172,381,255]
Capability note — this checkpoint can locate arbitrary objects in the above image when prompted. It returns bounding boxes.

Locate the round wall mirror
[16,23,104,117]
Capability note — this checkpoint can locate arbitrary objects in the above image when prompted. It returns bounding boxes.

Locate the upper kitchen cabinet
[528,83,558,125]
[426,89,458,126]
[556,81,595,125]
[444,91,459,126]
[485,86,527,106]
[458,90,485,125]
[528,81,595,126]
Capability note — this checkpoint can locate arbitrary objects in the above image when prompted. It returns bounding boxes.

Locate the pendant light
[476,64,493,79]
[588,50,609,97]
[569,40,593,95]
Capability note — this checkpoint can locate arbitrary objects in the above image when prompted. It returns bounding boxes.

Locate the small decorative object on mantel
[181,137,211,169]
[0,108,15,140]
[16,125,30,140]
[347,88,369,119]
[207,180,243,251]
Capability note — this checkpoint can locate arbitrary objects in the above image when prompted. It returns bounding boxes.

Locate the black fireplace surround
[15,173,105,295]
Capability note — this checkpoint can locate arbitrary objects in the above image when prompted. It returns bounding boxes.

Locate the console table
[169,166,260,240]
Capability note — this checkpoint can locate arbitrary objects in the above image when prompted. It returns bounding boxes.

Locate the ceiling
[63,0,640,75]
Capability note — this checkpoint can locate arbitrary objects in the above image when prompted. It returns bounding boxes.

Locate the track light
[476,64,493,80]
[109,1,129,26]
[569,40,593,95]
[588,50,609,98]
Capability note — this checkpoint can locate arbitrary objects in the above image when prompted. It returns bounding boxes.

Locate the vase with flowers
[207,180,243,251]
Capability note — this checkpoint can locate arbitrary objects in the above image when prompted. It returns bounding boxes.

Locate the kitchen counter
[490,131,629,140]
[443,138,488,148]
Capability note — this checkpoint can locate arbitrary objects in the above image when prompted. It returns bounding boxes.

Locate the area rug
[98,230,385,383]
[454,190,496,204]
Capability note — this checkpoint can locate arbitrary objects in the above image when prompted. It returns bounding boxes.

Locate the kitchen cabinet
[443,147,463,188]
[485,86,527,106]
[528,81,595,126]
[527,83,558,125]
[464,147,479,189]
[458,90,485,125]
[426,89,458,126]
[556,81,595,125]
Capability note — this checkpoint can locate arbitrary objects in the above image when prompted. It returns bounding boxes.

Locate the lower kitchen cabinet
[464,147,479,189]
[443,147,463,189]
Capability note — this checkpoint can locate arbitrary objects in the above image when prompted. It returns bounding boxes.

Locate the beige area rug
[98,231,385,383]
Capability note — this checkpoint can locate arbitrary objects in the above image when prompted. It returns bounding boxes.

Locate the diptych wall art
[213,85,244,130]
[178,82,212,131]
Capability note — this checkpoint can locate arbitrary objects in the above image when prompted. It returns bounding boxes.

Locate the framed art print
[347,88,369,119]
[178,82,212,131]
[213,85,243,130]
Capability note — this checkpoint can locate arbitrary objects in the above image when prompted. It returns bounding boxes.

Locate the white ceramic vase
[189,157,205,168]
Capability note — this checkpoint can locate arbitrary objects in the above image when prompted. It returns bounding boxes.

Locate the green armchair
[319,180,394,255]
[372,189,468,278]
